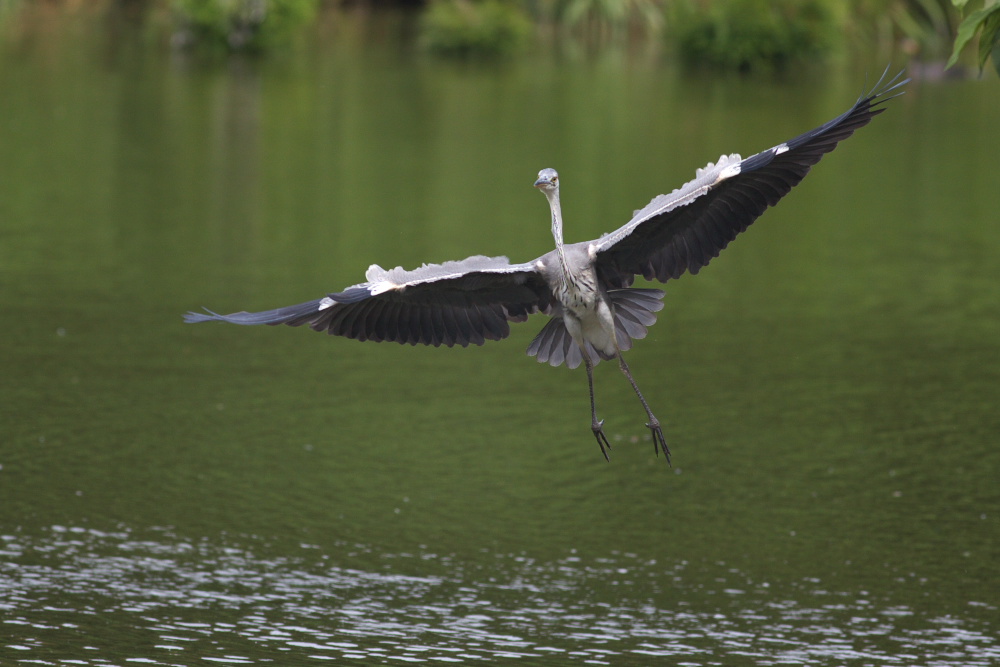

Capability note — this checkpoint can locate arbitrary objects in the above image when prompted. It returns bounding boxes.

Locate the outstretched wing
[593,68,908,288]
[184,255,553,347]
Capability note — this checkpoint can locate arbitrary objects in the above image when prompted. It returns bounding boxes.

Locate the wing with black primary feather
[593,68,908,288]
[184,254,554,347]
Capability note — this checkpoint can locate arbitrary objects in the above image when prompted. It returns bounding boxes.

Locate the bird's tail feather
[611,288,665,351]
[526,288,665,369]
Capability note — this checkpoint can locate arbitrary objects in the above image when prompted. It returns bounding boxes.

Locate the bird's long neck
[546,189,571,278]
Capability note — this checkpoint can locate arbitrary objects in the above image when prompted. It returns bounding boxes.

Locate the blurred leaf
[946,3,1000,68]
[979,6,1000,66]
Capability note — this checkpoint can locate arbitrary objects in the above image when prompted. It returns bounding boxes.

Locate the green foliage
[421,0,533,57]
[673,0,839,72]
[947,0,1000,74]
[172,0,319,53]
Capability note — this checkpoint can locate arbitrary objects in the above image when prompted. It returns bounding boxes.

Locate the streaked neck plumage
[542,186,571,279]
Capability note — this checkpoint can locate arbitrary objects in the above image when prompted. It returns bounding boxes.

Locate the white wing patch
[645,152,743,215]
[352,255,536,296]
[361,264,399,296]
[716,158,742,182]
[365,263,390,283]
[596,153,743,252]
[696,153,742,181]
[319,297,336,310]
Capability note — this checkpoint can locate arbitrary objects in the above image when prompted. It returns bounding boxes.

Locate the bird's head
[533,168,559,192]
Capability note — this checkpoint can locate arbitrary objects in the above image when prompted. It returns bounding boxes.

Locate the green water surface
[1,7,998,666]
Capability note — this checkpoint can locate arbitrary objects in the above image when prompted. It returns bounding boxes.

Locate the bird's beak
[533,177,551,188]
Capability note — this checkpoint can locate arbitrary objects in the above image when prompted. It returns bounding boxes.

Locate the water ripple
[1,526,996,665]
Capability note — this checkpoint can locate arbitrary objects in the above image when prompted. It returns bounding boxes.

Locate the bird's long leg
[585,357,612,461]
[617,355,670,465]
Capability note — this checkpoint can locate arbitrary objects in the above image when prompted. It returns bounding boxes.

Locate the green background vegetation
[0,0,996,70]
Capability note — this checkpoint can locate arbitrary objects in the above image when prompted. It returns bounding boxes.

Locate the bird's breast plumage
[555,264,599,318]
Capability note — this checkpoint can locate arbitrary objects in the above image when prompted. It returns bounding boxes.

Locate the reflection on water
[3,526,997,665]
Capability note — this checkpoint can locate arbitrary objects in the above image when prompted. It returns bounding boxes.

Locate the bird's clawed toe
[592,419,612,462]
[646,419,671,466]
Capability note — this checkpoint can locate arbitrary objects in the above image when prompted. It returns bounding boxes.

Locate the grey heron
[186,69,906,463]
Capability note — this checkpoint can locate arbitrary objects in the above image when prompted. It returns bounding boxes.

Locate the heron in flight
[186,70,906,463]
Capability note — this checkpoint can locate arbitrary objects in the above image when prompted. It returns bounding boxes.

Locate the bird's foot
[592,419,612,462]
[646,418,671,466]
